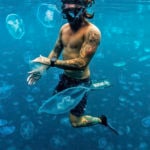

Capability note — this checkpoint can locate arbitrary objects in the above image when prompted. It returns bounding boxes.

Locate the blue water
[0,0,150,149]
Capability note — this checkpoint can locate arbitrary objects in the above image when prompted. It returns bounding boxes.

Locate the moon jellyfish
[39,80,111,115]
[37,3,61,28]
[49,135,66,149]
[0,125,16,136]
[141,116,150,128]
[25,94,34,102]
[57,96,74,110]
[0,119,8,126]
[6,14,25,39]
[0,81,14,100]
[20,120,34,140]
[98,137,107,149]
[113,61,126,67]
[138,55,150,62]
[39,86,89,115]
[139,142,148,150]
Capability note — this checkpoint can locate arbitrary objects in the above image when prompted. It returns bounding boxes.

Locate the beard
[66,15,83,31]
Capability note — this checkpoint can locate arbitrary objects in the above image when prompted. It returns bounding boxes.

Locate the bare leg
[69,113,119,135]
[69,113,104,127]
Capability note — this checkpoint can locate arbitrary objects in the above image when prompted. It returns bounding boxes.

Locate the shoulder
[60,23,69,31]
[88,23,101,37]
[85,23,101,43]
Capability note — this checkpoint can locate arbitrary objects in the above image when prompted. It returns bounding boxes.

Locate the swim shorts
[53,74,91,116]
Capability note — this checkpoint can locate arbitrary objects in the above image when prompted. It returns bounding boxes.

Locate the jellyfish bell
[6,13,25,39]
[38,80,111,115]
[37,3,61,28]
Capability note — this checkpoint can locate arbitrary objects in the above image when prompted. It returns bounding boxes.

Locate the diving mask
[62,4,84,22]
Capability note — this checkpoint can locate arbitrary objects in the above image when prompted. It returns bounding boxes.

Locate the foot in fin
[99,115,119,135]
[100,115,108,126]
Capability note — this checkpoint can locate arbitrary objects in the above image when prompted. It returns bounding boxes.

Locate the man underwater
[27,0,108,128]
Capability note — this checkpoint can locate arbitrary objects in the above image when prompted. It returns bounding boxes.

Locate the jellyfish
[0,119,8,126]
[113,61,126,67]
[37,3,61,28]
[25,94,34,102]
[0,81,14,100]
[6,14,25,39]
[49,135,66,149]
[20,120,34,140]
[141,116,150,128]
[98,137,107,149]
[38,80,111,115]
[38,86,89,115]
[0,125,16,136]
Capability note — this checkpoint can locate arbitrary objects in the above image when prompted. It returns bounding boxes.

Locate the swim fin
[100,115,119,135]
[107,122,119,135]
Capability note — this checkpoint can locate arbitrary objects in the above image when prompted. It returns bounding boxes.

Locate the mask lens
[64,8,82,17]
[67,10,76,17]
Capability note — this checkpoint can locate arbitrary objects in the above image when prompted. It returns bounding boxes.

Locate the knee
[69,113,79,128]
[70,121,78,128]
[69,117,78,128]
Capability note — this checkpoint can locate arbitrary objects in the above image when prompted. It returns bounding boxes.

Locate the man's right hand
[27,67,46,85]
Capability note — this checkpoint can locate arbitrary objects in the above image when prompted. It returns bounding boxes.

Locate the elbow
[77,61,88,70]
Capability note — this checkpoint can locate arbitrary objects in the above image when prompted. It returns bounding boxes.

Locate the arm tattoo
[54,29,100,70]
[56,58,86,70]
[48,38,63,59]
[54,39,63,52]
[87,29,100,47]
[81,29,100,57]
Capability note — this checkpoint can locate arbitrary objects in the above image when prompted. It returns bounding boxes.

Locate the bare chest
[62,29,84,49]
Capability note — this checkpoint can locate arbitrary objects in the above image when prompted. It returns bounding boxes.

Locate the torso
[61,21,95,79]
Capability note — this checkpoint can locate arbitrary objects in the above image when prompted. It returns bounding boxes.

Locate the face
[62,4,84,30]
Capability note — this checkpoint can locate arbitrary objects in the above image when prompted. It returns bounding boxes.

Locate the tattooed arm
[48,31,63,60]
[31,26,101,70]
[54,27,101,70]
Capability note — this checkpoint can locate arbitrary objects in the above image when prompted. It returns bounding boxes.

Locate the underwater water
[0,0,150,149]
